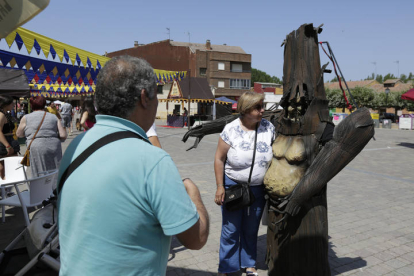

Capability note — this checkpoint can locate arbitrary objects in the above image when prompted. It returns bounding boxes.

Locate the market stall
[159,77,231,127]
[1,27,187,99]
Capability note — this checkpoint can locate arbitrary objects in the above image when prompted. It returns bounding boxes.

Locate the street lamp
[385,88,390,106]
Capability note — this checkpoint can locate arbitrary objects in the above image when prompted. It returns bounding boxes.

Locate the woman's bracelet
[217,184,224,187]
[6,145,12,149]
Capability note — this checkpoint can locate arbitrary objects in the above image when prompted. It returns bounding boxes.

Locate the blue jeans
[218,175,266,273]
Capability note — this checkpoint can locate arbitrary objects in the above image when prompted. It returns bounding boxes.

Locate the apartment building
[107,39,252,99]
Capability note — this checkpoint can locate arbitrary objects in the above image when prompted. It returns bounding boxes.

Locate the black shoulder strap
[248,123,259,184]
[58,131,150,194]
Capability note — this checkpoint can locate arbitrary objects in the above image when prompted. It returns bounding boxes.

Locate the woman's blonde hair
[237,92,264,115]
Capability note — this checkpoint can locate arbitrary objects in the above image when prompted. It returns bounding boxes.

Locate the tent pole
[187,70,191,130]
[27,97,31,114]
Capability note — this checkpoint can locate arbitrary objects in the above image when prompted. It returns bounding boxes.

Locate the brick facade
[107,40,252,99]
[107,40,191,71]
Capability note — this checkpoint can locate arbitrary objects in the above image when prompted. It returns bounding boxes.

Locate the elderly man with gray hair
[57,56,209,276]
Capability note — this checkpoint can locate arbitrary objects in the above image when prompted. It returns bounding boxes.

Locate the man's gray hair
[95,55,157,119]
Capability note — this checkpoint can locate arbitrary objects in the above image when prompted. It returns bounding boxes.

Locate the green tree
[400,74,408,83]
[364,73,375,80]
[372,92,384,110]
[326,87,376,110]
[351,87,376,108]
[326,88,345,110]
[389,91,408,117]
[251,68,282,84]
[406,100,414,111]
[330,76,338,82]
[375,74,383,83]
[374,91,413,116]
[383,73,396,82]
[271,76,282,84]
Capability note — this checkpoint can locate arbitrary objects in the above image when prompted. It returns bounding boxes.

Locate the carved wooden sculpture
[182,23,374,276]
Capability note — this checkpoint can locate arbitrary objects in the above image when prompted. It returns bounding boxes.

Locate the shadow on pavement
[169,236,187,261]
[397,142,414,149]
[167,266,248,276]
[259,231,366,275]
[328,239,367,275]
[167,266,216,275]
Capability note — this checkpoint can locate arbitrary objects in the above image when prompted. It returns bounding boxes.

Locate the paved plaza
[159,124,414,276]
[1,122,414,275]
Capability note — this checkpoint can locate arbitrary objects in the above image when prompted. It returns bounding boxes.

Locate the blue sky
[14,0,414,81]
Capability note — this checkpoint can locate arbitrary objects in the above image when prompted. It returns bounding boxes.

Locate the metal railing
[230,70,251,73]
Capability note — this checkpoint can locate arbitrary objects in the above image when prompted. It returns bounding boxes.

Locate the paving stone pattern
[158,126,414,276]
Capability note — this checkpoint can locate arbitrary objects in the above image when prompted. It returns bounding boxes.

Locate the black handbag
[224,123,258,211]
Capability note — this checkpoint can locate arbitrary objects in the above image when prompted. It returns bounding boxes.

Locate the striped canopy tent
[158,98,231,105]
[0,27,187,98]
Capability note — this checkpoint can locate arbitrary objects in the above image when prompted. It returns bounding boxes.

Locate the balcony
[210,71,251,79]
[230,69,251,73]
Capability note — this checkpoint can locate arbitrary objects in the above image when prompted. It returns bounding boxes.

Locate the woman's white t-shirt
[146,123,157,138]
[220,118,275,186]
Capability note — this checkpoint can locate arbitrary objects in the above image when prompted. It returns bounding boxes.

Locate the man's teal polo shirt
[58,115,199,276]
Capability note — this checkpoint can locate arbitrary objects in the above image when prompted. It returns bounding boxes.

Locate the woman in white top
[214,92,275,276]
[146,122,161,148]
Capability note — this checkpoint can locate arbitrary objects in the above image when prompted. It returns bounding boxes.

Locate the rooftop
[170,41,246,54]
[324,80,378,90]
[325,79,412,93]
[383,79,401,84]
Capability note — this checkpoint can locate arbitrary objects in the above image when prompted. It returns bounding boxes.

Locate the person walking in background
[46,102,61,120]
[16,96,66,178]
[60,99,72,136]
[0,95,20,158]
[58,56,209,276]
[0,95,20,179]
[214,92,275,276]
[80,100,96,131]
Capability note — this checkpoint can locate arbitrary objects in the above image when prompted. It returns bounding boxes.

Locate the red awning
[401,88,414,101]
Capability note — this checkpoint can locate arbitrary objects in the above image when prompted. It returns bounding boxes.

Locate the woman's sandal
[246,271,258,276]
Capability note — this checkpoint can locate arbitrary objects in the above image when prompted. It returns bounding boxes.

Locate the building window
[218,62,225,70]
[157,85,163,94]
[230,79,251,89]
[231,64,242,72]
[218,81,225,88]
[199,68,207,76]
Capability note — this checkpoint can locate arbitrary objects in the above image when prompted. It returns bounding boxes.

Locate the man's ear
[140,89,149,108]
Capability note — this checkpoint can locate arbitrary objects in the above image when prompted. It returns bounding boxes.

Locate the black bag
[224,182,255,211]
[224,123,258,211]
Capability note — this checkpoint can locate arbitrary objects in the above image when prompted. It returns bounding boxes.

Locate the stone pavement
[1,122,414,275]
[156,125,414,276]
